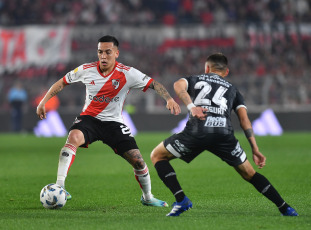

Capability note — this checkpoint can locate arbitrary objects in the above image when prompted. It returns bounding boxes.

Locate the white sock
[56,143,77,188]
[134,165,152,200]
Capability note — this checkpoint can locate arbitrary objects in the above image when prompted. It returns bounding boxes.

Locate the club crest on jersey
[112,79,120,89]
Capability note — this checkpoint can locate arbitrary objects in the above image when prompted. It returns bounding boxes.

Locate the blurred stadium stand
[0,0,311,132]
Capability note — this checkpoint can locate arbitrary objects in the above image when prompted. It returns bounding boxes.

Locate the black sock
[249,172,289,213]
[154,160,185,202]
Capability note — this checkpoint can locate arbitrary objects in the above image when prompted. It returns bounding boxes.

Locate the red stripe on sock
[135,175,143,189]
[67,155,76,174]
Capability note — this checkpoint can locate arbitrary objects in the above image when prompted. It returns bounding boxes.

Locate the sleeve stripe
[63,76,69,85]
[235,105,247,112]
[142,79,154,92]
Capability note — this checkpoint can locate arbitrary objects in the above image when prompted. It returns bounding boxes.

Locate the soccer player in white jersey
[36,35,181,207]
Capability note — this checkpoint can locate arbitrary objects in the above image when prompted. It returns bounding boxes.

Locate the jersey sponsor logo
[90,80,95,85]
[204,116,226,127]
[89,94,120,103]
[81,71,126,117]
[112,79,120,89]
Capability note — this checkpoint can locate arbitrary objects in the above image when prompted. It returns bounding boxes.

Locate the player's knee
[242,170,256,181]
[150,144,169,165]
[150,148,158,164]
[132,158,146,170]
[67,130,84,146]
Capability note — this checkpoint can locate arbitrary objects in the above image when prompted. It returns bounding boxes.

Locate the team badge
[112,79,120,89]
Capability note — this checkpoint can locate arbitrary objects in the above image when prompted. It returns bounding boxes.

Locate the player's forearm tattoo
[50,85,63,97]
[123,149,146,169]
[151,81,172,101]
[244,128,254,138]
[244,128,255,148]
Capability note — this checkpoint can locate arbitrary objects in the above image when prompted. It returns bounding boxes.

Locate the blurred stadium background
[1,0,311,133]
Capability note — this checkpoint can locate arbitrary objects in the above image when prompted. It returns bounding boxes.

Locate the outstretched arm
[173,78,207,120]
[237,107,266,169]
[36,78,67,120]
[149,80,181,115]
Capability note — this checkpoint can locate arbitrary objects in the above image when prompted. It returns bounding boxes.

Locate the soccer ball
[40,183,67,209]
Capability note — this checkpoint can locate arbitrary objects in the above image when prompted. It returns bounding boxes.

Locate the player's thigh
[207,134,247,167]
[163,132,203,163]
[151,142,177,164]
[68,115,100,147]
[103,122,139,156]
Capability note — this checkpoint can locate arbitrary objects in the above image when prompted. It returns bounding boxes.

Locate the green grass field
[0,132,310,230]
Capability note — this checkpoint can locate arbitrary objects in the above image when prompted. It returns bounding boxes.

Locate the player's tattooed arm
[149,80,172,101]
[244,128,254,138]
[149,80,181,115]
[50,84,64,97]
[244,128,256,148]
[36,78,67,120]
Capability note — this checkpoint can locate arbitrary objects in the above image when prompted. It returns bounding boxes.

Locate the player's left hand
[166,98,181,115]
[252,149,266,169]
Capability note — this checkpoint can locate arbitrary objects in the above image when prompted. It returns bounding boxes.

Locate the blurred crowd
[1,0,311,26]
[1,0,311,126]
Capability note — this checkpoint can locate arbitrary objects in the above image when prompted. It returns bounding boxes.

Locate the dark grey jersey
[183,73,246,135]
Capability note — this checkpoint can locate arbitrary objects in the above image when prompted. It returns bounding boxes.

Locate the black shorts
[69,115,138,155]
[163,131,247,166]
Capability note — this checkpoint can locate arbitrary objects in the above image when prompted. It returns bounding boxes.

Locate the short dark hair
[206,53,228,71]
[98,35,119,47]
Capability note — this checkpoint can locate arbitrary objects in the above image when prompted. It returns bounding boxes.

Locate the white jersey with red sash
[63,61,153,123]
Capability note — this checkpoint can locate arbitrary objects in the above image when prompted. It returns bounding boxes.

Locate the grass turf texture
[0,132,310,230]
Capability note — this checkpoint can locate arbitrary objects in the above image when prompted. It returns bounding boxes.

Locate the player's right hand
[36,104,47,120]
[166,98,181,115]
[190,107,208,120]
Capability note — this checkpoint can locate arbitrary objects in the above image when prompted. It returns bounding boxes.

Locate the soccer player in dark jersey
[36,35,181,207]
[150,53,298,216]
